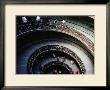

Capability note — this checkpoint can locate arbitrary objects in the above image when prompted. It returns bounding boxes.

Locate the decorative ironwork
[28,45,86,74]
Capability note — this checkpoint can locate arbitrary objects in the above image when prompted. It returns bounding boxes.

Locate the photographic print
[5,5,106,86]
[16,16,94,74]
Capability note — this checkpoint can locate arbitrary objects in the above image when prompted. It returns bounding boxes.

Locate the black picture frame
[0,0,109,89]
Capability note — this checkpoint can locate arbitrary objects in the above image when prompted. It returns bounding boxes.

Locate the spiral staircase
[16,16,94,74]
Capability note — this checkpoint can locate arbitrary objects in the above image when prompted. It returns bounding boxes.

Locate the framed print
[0,0,109,89]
